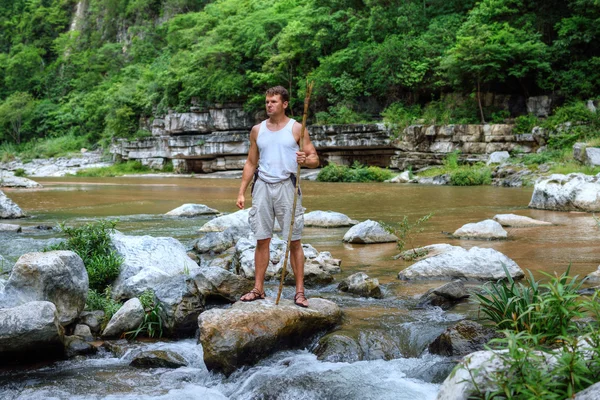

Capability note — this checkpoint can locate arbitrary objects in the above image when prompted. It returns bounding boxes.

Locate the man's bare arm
[294,122,319,168]
[236,125,260,209]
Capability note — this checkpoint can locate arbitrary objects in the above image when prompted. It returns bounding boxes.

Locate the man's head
[265,86,289,117]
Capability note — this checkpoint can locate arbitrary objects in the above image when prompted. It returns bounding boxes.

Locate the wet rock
[193,229,238,254]
[398,245,523,281]
[110,231,201,300]
[102,339,129,358]
[417,174,451,185]
[194,266,253,302]
[284,261,336,287]
[428,320,499,357]
[198,297,342,374]
[198,209,250,232]
[0,190,25,218]
[575,381,600,399]
[304,210,358,227]
[102,298,144,338]
[165,203,218,217]
[314,334,363,363]
[130,349,188,369]
[418,280,469,310]
[492,213,552,227]
[395,243,455,261]
[343,220,398,244]
[77,310,104,334]
[0,251,88,325]
[0,174,42,188]
[315,330,404,363]
[452,220,507,240]
[0,223,21,233]
[338,272,382,298]
[233,237,341,283]
[154,274,204,338]
[529,173,600,212]
[389,171,415,183]
[0,301,64,364]
[73,324,93,341]
[486,151,510,165]
[64,335,97,358]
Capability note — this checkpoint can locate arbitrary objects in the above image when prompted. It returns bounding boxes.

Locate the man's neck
[268,114,289,125]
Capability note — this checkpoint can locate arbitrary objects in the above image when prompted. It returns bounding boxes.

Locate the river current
[1,176,599,399]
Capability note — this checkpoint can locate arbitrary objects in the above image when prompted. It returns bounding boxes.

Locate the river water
[1,176,599,399]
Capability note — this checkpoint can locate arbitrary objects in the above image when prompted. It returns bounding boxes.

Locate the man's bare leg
[290,239,308,307]
[241,238,271,301]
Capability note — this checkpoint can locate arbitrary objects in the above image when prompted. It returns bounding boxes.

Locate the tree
[0,91,35,143]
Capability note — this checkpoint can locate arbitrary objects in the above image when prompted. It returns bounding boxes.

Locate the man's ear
[283,101,289,109]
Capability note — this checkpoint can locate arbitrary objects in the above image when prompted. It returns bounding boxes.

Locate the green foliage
[316,161,393,182]
[381,213,434,258]
[13,168,26,177]
[314,105,368,125]
[449,165,492,186]
[76,161,152,177]
[514,113,540,134]
[125,289,164,339]
[520,149,566,165]
[542,102,600,150]
[381,102,422,137]
[85,286,122,327]
[47,220,122,292]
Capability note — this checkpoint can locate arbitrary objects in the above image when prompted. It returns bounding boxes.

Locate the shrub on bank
[76,161,151,177]
[449,165,492,186]
[317,161,393,182]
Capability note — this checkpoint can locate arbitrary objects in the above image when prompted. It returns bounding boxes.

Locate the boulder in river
[428,320,499,358]
[130,349,188,369]
[198,209,250,232]
[0,190,25,218]
[193,228,240,254]
[492,213,552,227]
[198,297,342,374]
[165,203,219,217]
[0,223,21,233]
[304,210,358,227]
[418,280,469,310]
[584,265,600,283]
[343,220,398,244]
[0,251,88,326]
[0,174,42,188]
[452,219,507,240]
[398,245,524,281]
[0,301,65,365]
[102,297,144,338]
[529,173,600,212]
[338,272,382,298]
[110,231,201,300]
[194,266,253,303]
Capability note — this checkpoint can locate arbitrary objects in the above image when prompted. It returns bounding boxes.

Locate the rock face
[429,320,499,357]
[529,173,600,212]
[492,213,552,227]
[452,220,507,240]
[338,272,382,298]
[0,301,64,364]
[102,298,144,338]
[0,190,25,218]
[0,251,88,325]
[303,211,358,227]
[398,246,523,281]
[486,151,510,165]
[342,220,398,244]
[110,231,201,300]
[198,298,342,374]
[165,203,218,217]
[574,143,600,167]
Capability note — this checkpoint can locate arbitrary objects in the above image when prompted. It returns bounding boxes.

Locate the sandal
[240,288,265,302]
[294,291,309,308]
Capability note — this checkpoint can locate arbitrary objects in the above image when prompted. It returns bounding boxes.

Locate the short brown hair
[265,86,289,103]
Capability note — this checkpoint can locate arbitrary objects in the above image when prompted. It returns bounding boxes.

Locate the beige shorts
[249,178,304,241]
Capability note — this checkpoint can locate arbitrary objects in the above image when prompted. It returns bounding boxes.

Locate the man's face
[265,94,287,116]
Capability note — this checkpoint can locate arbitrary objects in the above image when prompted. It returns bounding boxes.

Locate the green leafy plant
[449,165,492,186]
[316,161,393,182]
[382,213,434,259]
[47,220,122,292]
[125,289,164,339]
[85,286,122,328]
[514,114,540,134]
[13,168,27,177]
[76,161,151,177]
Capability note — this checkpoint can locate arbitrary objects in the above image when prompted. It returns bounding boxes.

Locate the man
[236,86,319,307]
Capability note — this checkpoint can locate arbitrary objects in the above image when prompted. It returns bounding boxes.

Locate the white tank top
[256,118,299,183]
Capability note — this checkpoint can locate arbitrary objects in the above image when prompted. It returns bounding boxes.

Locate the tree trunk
[477,78,485,124]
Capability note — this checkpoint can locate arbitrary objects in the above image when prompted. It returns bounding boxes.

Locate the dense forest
[0,0,599,155]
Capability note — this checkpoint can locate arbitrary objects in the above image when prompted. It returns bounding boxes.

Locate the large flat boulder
[0,251,88,325]
[0,190,25,218]
[398,246,523,281]
[0,301,64,364]
[304,211,358,227]
[198,298,341,374]
[198,209,250,232]
[452,220,507,240]
[0,174,42,188]
[343,220,398,244]
[110,231,201,300]
[165,203,218,217]
[492,213,552,227]
[529,173,600,212]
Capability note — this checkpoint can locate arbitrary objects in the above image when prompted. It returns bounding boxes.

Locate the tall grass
[317,161,393,182]
[76,161,151,177]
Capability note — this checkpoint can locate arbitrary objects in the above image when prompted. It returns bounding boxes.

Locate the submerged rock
[64,335,97,358]
[338,272,382,298]
[102,298,144,338]
[529,173,600,212]
[130,349,188,369]
[110,231,201,300]
[0,251,88,325]
[198,297,341,374]
[452,219,507,240]
[428,320,499,358]
[398,246,523,281]
[342,220,398,244]
[0,190,25,218]
[165,203,218,217]
[304,210,358,227]
[492,213,552,227]
[0,301,64,364]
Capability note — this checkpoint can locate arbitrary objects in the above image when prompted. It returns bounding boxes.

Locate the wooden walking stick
[275,81,314,305]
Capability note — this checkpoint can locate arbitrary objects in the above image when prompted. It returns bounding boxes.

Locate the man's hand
[296,151,307,165]
[236,194,245,209]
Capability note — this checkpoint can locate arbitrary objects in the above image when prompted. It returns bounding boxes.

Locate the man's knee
[290,240,302,251]
[257,238,271,249]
